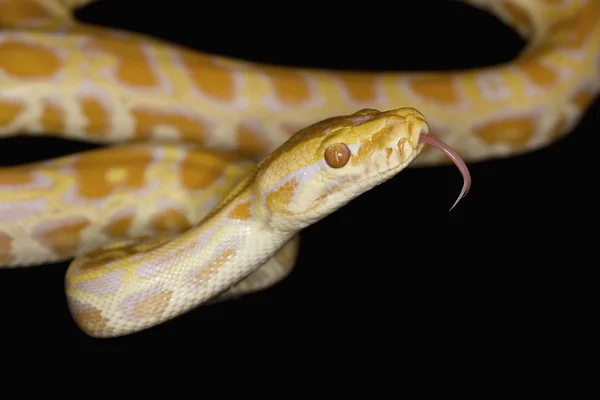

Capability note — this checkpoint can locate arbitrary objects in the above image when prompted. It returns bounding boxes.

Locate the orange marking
[229,201,252,220]
[0,232,13,265]
[385,148,393,160]
[352,125,391,164]
[73,148,153,199]
[180,152,227,191]
[236,121,269,155]
[69,300,110,334]
[77,257,117,272]
[150,209,191,233]
[0,1,51,26]
[516,59,558,87]
[473,115,535,148]
[0,99,24,127]
[263,67,311,105]
[571,87,596,110]
[40,101,64,132]
[104,214,134,238]
[549,115,568,141]
[131,107,207,141]
[178,52,236,101]
[81,97,111,136]
[408,77,460,104]
[563,0,599,50]
[85,39,158,88]
[0,40,61,78]
[131,289,174,319]
[202,173,254,222]
[266,178,300,213]
[338,74,379,102]
[34,217,91,258]
[0,168,34,186]
[195,249,236,284]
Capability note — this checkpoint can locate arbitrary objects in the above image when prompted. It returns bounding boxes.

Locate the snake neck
[199,167,294,238]
[65,169,296,338]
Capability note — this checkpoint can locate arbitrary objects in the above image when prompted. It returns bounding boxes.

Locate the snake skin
[0,0,599,337]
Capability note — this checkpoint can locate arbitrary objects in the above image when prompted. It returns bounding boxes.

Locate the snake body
[0,0,599,337]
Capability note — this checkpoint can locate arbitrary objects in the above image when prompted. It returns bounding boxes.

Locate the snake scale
[0,0,598,338]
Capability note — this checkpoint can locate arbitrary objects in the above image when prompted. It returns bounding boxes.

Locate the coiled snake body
[0,0,599,337]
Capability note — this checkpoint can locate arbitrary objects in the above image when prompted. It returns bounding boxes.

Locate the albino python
[0,0,599,338]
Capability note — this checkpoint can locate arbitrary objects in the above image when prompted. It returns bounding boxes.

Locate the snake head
[252,107,429,231]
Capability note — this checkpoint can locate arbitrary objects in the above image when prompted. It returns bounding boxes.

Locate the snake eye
[324,143,351,168]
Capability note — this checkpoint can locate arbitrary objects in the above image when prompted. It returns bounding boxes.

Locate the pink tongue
[419,134,471,211]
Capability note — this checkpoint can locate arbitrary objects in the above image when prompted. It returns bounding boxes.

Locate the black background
[0,1,596,355]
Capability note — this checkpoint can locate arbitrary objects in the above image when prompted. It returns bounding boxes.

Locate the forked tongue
[419,134,471,211]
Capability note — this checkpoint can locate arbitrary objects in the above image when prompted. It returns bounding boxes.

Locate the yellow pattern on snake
[0,0,599,337]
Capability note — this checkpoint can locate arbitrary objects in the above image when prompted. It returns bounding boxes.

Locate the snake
[0,0,598,338]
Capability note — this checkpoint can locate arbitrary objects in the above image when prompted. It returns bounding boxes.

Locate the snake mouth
[418,133,471,210]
